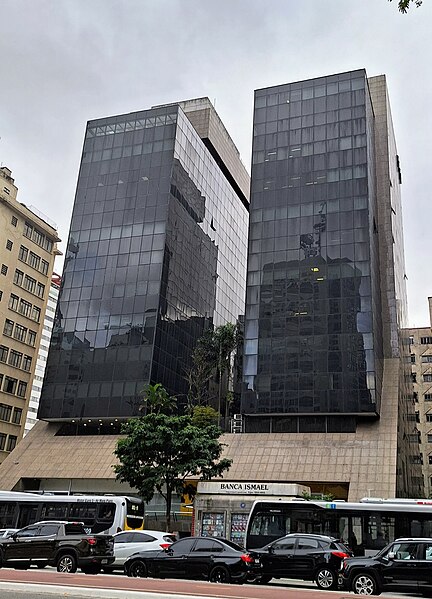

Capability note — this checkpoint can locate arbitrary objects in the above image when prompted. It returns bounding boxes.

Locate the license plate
[255,559,260,564]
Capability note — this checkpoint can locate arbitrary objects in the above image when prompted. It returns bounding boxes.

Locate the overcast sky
[1,0,430,326]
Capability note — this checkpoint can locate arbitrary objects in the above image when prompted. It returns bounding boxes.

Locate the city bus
[0,491,144,534]
[245,498,432,555]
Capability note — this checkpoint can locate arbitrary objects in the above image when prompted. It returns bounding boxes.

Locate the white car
[105,530,177,571]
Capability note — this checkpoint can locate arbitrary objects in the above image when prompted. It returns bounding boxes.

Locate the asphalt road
[0,567,422,598]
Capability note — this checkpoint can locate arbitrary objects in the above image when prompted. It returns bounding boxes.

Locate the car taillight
[241,553,255,564]
[160,543,171,550]
[87,538,97,545]
[332,550,349,559]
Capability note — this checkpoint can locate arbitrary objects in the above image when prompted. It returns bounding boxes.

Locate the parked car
[0,529,18,539]
[124,536,258,584]
[250,533,352,590]
[0,520,114,574]
[103,530,177,571]
[339,537,432,595]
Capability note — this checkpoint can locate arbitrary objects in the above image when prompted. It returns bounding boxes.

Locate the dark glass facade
[241,70,383,426]
[39,104,248,421]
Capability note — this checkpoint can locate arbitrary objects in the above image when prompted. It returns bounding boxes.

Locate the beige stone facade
[367,76,422,497]
[0,167,61,462]
[407,297,432,496]
[0,357,405,500]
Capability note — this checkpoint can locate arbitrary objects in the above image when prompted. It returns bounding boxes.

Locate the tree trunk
[165,487,172,532]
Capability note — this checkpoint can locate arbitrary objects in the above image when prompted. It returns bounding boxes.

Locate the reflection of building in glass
[238,70,421,498]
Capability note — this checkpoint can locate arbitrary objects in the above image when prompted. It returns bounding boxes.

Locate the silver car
[104,530,177,572]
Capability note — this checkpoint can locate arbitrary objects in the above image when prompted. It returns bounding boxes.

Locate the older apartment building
[24,274,61,436]
[0,167,61,461]
[408,297,432,496]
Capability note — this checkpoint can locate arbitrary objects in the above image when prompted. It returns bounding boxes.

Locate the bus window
[40,503,69,520]
[250,512,290,537]
[363,514,394,550]
[332,515,349,544]
[351,516,364,553]
[69,503,98,522]
[98,503,115,523]
[125,498,144,530]
[17,504,39,528]
[0,502,16,527]
[410,517,432,537]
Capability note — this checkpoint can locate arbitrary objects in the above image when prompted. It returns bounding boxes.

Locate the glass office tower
[38,100,249,421]
[241,70,384,431]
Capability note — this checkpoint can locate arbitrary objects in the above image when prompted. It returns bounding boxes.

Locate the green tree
[389,0,422,13]
[191,405,219,428]
[140,383,176,415]
[114,398,232,531]
[301,491,335,502]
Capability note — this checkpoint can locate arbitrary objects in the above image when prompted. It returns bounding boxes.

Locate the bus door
[17,503,39,528]
[95,502,116,533]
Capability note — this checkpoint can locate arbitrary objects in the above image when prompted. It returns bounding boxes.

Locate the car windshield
[374,543,392,558]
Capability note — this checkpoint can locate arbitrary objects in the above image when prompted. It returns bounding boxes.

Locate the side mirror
[11,533,18,541]
[387,551,395,560]
[268,546,274,554]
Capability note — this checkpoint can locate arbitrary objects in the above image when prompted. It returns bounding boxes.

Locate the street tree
[114,390,232,531]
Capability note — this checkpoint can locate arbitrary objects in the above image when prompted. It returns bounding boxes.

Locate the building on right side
[235,69,422,499]
[407,297,432,497]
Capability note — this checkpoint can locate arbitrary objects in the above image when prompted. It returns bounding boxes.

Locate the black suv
[250,533,352,590]
[0,521,114,574]
[339,537,432,595]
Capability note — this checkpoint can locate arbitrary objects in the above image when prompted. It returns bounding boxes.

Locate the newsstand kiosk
[193,481,309,546]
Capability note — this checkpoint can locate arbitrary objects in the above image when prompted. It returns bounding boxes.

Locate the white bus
[0,491,143,535]
[245,498,432,555]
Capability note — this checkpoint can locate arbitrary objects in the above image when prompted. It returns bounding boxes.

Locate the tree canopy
[390,0,422,13]
[140,382,176,414]
[114,385,232,531]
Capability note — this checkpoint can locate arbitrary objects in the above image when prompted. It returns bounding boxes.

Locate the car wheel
[315,566,337,590]
[56,553,77,573]
[352,572,380,595]
[81,564,101,574]
[128,560,148,578]
[209,565,231,584]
